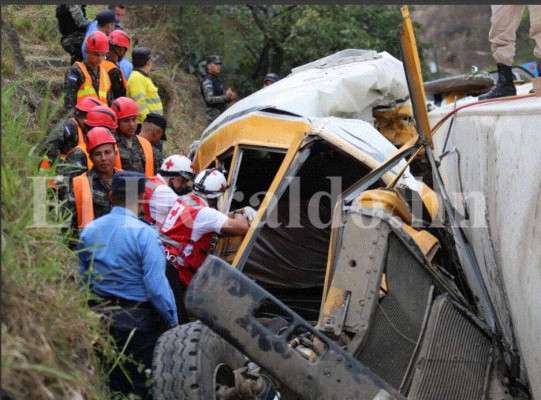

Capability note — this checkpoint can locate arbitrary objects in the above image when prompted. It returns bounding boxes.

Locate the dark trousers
[108,324,162,399]
[165,260,190,324]
[92,298,169,399]
[60,32,85,64]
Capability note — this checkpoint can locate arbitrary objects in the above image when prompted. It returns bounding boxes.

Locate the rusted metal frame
[318,216,391,342]
[187,255,407,400]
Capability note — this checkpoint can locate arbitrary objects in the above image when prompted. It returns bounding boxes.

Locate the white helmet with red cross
[193,168,228,199]
[159,155,195,181]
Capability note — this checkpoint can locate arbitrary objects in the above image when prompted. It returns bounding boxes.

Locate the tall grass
[1,83,108,399]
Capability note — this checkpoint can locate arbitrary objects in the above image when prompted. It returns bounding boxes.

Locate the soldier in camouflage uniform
[114,131,160,174]
[200,54,238,125]
[56,5,91,64]
[41,97,101,164]
[63,31,113,113]
[65,127,120,248]
[111,97,161,176]
[58,105,118,181]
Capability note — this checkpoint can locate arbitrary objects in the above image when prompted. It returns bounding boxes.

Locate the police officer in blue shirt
[78,170,178,399]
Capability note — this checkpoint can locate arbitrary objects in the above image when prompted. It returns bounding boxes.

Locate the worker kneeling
[159,168,255,322]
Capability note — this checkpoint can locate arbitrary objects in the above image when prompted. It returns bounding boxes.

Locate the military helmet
[86,127,116,152]
[85,31,109,53]
[111,97,138,120]
[206,54,222,65]
[108,29,131,49]
[85,106,118,130]
[75,97,102,113]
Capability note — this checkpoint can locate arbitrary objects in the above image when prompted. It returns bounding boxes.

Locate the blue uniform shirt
[81,20,97,60]
[78,206,178,326]
[119,58,133,80]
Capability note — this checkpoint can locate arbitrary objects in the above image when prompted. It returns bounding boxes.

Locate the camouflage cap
[206,54,222,65]
[264,72,281,83]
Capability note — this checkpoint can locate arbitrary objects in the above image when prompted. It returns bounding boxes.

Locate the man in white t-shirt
[159,167,255,322]
[143,154,194,227]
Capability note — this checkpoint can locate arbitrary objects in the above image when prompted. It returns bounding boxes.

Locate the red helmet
[85,31,109,53]
[86,127,117,152]
[74,97,102,113]
[111,97,139,120]
[109,30,131,49]
[85,106,118,130]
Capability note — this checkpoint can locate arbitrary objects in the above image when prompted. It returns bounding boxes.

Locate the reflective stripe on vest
[128,71,163,123]
[113,135,154,177]
[143,175,165,224]
[75,62,111,105]
[73,172,94,228]
[101,59,127,88]
[160,193,214,286]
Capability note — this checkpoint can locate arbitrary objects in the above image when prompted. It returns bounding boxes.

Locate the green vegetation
[1,83,105,399]
[0,5,446,398]
[168,5,420,95]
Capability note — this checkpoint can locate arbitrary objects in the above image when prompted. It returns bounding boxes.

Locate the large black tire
[152,321,246,400]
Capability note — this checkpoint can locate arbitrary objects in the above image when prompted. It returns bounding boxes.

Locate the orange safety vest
[101,59,127,89]
[66,143,94,170]
[75,61,111,106]
[72,172,94,228]
[73,169,121,228]
[159,193,214,287]
[114,135,154,177]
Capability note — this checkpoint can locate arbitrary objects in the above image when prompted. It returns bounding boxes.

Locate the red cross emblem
[165,158,174,170]
[168,208,179,219]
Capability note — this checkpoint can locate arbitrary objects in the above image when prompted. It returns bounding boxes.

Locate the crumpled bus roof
[203,49,409,137]
[198,49,420,191]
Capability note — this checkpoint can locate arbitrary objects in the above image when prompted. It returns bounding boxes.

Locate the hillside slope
[2,5,207,154]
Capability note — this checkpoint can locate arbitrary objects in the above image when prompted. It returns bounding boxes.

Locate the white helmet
[159,155,195,181]
[193,168,228,199]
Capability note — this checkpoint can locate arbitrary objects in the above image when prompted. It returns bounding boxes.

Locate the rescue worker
[479,5,541,99]
[78,170,178,399]
[56,5,91,64]
[138,113,167,160]
[68,127,119,242]
[263,72,280,87]
[126,47,163,127]
[143,154,195,227]
[64,30,113,112]
[81,9,118,60]
[110,96,159,177]
[61,105,118,179]
[200,54,238,125]
[40,96,101,172]
[108,5,133,80]
[159,168,254,323]
[101,30,131,99]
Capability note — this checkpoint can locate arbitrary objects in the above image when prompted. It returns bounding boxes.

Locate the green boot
[479,63,516,100]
